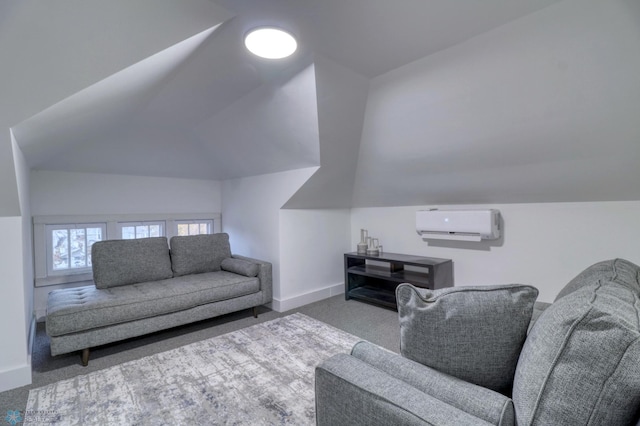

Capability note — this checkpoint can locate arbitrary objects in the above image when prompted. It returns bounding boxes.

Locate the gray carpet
[0,296,400,421]
[25,313,362,425]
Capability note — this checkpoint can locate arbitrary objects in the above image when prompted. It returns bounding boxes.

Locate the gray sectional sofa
[46,233,272,366]
[316,258,640,425]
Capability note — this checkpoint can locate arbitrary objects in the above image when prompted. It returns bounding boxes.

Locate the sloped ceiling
[14,27,221,173]
[1,0,233,126]
[13,23,320,180]
[11,6,321,180]
[352,0,640,206]
[9,0,639,209]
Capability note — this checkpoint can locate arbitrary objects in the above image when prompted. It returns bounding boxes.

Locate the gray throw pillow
[221,257,259,277]
[92,237,173,289]
[513,264,640,426]
[169,233,232,277]
[396,283,538,395]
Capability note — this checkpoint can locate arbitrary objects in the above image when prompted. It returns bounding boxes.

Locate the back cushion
[396,283,538,395]
[92,237,173,289]
[513,260,640,425]
[555,258,640,301]
[170,233,232,277]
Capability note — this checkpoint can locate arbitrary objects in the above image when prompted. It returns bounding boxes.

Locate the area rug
[25,313,362,425]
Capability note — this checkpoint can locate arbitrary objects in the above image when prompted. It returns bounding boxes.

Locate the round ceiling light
[244,27,297,59]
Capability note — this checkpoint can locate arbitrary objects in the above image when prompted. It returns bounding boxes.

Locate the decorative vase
[366,237,379,256]
[357,229,368,254]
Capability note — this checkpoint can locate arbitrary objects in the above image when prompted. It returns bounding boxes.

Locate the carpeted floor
[0,295,400,422]
[25,313,362,425]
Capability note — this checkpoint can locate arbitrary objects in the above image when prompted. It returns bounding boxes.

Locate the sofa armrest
[232,254,272,305]
[350,341,514,425]
[316,354,504,426]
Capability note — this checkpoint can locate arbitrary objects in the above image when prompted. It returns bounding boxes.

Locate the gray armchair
[315,259,640,425]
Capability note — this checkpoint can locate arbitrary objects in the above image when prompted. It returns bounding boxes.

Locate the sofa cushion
[555,258,640,301]
[46,271,260,336]
[170,233,232,277]
[396,283,538,395]
[92,237,173,289]
[513,264,640,425]
[221,257,259,277]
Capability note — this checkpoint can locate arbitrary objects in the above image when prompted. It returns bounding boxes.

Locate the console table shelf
[344,252,453,309]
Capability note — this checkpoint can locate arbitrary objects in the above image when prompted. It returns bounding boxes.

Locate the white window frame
[118,221,165,239]
[33,213,221,287]
[45,223,106,277]
[175,219,214,236]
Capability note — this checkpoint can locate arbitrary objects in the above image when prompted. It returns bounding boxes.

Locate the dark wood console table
[344,252,453,309]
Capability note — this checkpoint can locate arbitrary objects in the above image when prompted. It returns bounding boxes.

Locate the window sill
[35,272,93,288]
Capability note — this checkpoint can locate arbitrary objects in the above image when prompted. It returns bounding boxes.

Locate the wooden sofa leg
[253,307,258,318]
[81,348,90,367]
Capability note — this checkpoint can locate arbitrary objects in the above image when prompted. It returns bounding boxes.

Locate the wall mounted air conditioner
[416,209,501,242]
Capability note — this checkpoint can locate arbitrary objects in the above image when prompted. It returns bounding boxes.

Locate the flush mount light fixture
[244,27,297,59]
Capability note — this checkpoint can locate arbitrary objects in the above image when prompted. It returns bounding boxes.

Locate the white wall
[351,201,640,303]
[221,167,317,308]
[0,217,31,392]
[12,134,34,346]
[278,209,351,311]
[0,136,33,392]
[284,55,370,209]
[30,170,222,216]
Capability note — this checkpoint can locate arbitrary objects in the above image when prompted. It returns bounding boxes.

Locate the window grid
[46,224,105,275]
[176,220,213,236]
[34,213,221,287]
[119,221,165,239]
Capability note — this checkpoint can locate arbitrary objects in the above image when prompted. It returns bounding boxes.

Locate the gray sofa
[46,233,272,366]
[316,258,640,425]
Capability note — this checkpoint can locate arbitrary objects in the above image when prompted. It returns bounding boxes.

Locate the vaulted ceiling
[6,0,640,208]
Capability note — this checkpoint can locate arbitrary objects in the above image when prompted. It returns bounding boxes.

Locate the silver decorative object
[366,237,380,256]
[357,229,368,254]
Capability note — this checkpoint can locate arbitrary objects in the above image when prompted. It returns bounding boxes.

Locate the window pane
[135,225,148,238]
[176,220,212,236]
[70,228,86,268]
[86,227,102,266]
[122,226,136,239]
[149,225,161,237]
[50,225,104,272]
[120,222,164,239]
[52,229,69,270]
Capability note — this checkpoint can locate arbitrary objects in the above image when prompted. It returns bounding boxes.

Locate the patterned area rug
[25,313,362,425]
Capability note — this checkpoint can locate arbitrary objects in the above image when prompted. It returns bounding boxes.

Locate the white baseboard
[0,318,36,392]
[272,283,344,312]
[0,363,31,393]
